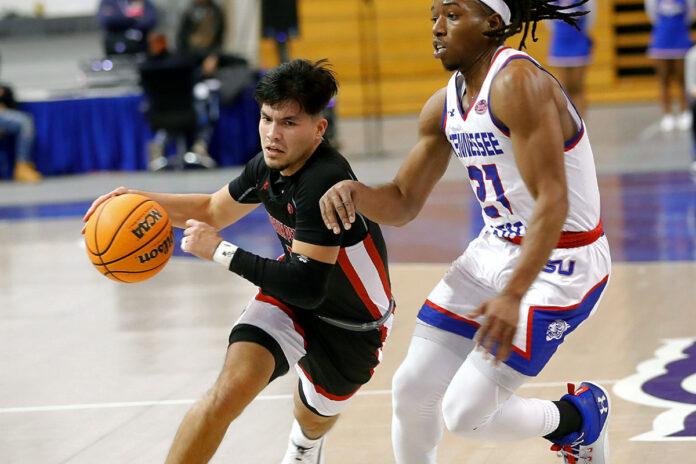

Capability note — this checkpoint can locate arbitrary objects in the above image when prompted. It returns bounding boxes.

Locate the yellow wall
[258,1,669,117]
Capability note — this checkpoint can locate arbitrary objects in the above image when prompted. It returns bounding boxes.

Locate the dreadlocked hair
[483,0,590,50]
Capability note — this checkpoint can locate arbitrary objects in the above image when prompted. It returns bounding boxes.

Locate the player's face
[259,102,327,176]
[431,0,499,72]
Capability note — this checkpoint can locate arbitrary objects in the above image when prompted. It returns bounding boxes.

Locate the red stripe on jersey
[370,324,390,376]
[564,123,585,152]
[254,292,307,348]
[337,246,385,321]
[363,234,392,300]
[297,363,360,401]
[426,299,481,327]
[505,220,603,249]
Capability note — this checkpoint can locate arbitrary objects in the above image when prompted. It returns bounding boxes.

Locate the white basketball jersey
[441,46,601,239]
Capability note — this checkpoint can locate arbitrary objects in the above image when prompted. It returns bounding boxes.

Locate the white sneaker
[660,114,676,132]
[678,111,692,131]
[281,436,326,464]
[549,382,610,464]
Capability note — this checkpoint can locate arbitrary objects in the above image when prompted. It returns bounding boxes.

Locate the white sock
[290,419,323,447]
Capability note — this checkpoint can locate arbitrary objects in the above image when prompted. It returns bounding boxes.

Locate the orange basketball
[85,193,174,283]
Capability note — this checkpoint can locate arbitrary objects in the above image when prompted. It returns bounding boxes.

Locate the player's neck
[459,46,498,98]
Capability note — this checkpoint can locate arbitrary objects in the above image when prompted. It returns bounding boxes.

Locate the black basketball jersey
[228,141,391,322]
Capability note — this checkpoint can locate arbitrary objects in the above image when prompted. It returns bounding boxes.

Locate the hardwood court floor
[2,103,696,463]
[1,196,695,463]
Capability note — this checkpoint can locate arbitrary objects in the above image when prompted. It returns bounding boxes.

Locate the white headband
[480,0,511,24]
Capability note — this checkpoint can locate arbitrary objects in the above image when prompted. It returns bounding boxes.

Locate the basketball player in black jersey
[83,59,394,464]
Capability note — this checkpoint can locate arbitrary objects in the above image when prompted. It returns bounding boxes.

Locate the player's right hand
[81,186,130,234]
[319,180,359,235]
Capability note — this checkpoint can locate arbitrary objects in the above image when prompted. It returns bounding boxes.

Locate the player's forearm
[127,189,214,228]
[500,194,568,299]
[229,249,333,309]
[354,181,422,227]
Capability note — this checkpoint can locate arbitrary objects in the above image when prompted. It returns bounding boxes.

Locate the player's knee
[208,371,259,420]
[392,361,444,421]
[392,363,421,416]
[441,393,484,438]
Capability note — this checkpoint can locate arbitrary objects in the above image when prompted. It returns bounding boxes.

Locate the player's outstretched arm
[320,88,452,232]
[82,185,258,231]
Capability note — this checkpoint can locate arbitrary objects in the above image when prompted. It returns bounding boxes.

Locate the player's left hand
[180,219,222,261]
[467,294,520,364]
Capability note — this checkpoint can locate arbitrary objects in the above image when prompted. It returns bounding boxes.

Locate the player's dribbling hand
[180,219,222,261]
[467,294,520,364]
[81,186,130,234]
[319,180,359,234]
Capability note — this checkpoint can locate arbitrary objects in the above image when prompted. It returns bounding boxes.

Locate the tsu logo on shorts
[546,320,571,341]
[474,99,488,114]
[614,338,696,441]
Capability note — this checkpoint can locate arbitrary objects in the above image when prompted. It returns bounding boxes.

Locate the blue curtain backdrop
[2,83,260,178]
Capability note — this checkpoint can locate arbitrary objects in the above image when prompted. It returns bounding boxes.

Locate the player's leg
[282,307,395,463]
[164,341,277,464]
[392,246,492,464]
[391,323,473,464]
[166,295,306,464]
[281,387,340,464]
[442,349,559,441]
[441,237,611,463]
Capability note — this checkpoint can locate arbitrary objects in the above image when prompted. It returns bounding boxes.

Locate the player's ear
[486,12,504,32]
[315,117,328,139]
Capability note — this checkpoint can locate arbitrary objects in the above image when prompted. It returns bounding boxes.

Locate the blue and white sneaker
[550,382,610,464]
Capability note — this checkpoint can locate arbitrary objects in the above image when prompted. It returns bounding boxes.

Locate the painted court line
[0,380,618,414]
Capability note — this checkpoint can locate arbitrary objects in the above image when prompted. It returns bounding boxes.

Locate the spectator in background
[0,67,42,183]
[141,30,217,170]
[646,0,695,132]
[261,0,299,65]
[260,0,339,146]
[177,0,226,78]
[98,0,158,56]
[547,0,595,117]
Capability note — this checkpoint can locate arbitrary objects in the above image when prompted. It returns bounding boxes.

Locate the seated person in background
[98,0,158,56]
[0,82,42,183]
[176,0,226,78]
[140,31,217,171]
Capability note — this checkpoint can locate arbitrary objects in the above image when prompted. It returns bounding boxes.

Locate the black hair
[253,58,338,116]
[483,0,590,50]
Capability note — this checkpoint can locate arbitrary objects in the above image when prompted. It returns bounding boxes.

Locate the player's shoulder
[492,58,556,103]
[305,141,351,175]
[239,151,269,182]
[418,86,448,132]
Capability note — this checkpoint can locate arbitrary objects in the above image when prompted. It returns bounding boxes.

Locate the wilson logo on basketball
[131,209,163,239]
[474,99,488,114]
[137,230,174,264]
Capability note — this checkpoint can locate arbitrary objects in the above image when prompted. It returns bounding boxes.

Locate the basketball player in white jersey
[320,1,611,463]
